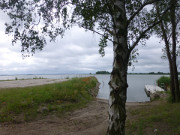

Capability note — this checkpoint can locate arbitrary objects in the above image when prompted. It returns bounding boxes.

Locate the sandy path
[0,97,151,135]
[0,79,68,89]
[0,99,109,135]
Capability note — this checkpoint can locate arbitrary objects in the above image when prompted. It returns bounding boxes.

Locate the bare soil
[0,99,108,135]
[0,98,153,135]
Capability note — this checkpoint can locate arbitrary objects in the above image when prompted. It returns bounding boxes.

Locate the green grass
[126,101,180,135]
[0,77,98,123]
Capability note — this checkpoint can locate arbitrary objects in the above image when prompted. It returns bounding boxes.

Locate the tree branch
[129,20,161,52]
[80,25,117,44]
[129,5,172,52]
[127,0,162,27]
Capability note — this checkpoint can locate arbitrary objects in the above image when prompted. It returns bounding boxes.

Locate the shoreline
[0,79,68,89]
[0,79,150,104]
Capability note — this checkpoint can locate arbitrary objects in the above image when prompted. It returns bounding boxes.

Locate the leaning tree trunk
[159,20,176,102]
[170,0,180,102]
[169,61,176,102]
[172,62,180,101]
[107,1,129,134]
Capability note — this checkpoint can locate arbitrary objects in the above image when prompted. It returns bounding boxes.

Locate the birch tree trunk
[107,0,129,134]
[107,42,129,135]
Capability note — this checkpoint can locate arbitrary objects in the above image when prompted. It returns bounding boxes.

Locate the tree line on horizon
[96,71,177,75]
[96,71,110,74]
[129,72,180,75]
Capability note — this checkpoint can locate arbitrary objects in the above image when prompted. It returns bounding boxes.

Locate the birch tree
[0,0,168,134]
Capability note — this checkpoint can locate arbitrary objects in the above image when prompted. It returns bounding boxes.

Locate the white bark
[107,1,129,135]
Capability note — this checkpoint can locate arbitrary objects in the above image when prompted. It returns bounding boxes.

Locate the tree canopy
[0,0,164,58]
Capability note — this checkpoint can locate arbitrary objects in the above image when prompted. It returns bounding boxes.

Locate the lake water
[0,74,167,102]
[95,75,168,102]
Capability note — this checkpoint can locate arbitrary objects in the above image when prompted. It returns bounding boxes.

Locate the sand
[0,79,68,89]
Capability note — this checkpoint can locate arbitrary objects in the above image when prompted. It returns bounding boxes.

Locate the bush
[156,76,170,90]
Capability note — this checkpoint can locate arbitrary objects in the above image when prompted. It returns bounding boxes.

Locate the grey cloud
[0,11,170,75]
[129,36,169,73]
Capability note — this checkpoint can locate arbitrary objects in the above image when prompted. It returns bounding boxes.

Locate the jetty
[145,85,165,101]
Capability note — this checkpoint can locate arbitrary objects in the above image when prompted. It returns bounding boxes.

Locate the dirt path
[0,98,153,135]
[0,99,109,135]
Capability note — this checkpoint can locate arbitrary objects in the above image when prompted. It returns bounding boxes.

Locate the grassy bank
[0,77,98,123]
[126,76,180,135]
[126,101,180,135]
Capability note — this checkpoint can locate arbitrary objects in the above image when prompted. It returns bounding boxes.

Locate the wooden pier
[145,85,165,100]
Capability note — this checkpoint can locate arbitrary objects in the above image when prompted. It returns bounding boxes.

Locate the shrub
[156,76,170,90]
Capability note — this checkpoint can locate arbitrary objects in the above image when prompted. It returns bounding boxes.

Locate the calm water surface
[95,75,168,102]
[0,74,167,102]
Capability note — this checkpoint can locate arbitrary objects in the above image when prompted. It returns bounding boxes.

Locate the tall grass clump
[0,77,98,123]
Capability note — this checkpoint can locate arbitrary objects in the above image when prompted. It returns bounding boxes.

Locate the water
[96,75,168,102]
[0,74,167,102]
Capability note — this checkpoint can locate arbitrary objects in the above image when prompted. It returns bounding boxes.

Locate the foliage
[157,76,180,102]
[156,76,171,87]
[153,0,180,58]
[0,77,98,122]
[96,71,110,74]
[0,0,163,60]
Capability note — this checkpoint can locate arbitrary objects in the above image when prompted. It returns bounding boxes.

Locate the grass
[0,77,98,123]
[126,100,180,135]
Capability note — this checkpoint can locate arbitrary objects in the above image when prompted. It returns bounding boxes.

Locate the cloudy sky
[0,11,170,75]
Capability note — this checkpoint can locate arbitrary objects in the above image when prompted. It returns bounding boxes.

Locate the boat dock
[145,85,165,100]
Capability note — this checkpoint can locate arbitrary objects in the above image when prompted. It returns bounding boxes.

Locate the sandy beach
[0,79,68,89]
